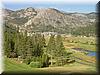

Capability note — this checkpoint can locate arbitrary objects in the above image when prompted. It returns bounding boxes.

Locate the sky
[1,0,99,13]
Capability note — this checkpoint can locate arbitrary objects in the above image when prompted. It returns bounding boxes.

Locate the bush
[32,57,41,62]
[23,58,32,65]
[29,61,42,68]
[41,54,49,67]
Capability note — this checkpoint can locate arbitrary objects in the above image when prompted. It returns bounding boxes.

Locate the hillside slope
[3,7,97,36]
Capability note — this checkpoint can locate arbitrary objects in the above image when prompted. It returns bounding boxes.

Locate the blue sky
[2,0,98,13]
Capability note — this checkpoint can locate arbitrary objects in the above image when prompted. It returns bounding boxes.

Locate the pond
[71,48,96,56]
[87,51,96,56]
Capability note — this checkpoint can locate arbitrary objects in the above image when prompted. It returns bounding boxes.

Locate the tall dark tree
[55,34,65,65]
[25,36,33,64]
[4,27,16,58]
[47,34,56,66]
[32,33,45,57]
[41,54,49,67]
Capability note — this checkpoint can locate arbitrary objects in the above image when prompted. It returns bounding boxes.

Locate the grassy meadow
[62,36,97,51]
[4,57,97,74]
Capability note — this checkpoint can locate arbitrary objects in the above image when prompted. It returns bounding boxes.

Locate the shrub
[41,54,49,67]
[32,57,41,62]
[29,61,42,68]
[23,58,32,65]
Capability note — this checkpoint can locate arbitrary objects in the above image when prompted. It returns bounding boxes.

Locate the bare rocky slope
[3,7,97,36]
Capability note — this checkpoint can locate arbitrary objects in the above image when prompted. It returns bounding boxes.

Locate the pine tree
[4,31,10,57]
[47,34,56,66]
[33,33,44,57]
[55,34,65,66]
[25,36,33,64]
[41,54,49,67]
[55,35,65,56]
[19,31,28,59]
[41,34,46,47]
[13,30,20,57]
[4,28,16,58]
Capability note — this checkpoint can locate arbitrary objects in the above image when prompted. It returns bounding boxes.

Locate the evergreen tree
[4,31,10,57]
[55,34,65,66]
[41,34,46,47]
[13,30,20,57]
[33,33,44,57]
[41,54,49,67]
[19,31,28,59]
[47,34,56,66]
[4,28,16,58]
[25,36,33,64]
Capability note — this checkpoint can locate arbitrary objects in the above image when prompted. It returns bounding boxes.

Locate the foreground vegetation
[4,28,75,68]
[5,57,97,74]
[4,26,97,73]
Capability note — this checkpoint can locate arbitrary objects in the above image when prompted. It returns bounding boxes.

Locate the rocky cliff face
[3,7,97,36]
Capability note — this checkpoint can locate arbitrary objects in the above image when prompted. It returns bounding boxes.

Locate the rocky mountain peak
[4,7,96,36]
[3,9,14,16]
[25,7,35,12]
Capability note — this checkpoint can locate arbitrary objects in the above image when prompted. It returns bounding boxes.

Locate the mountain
[3,7,97,36]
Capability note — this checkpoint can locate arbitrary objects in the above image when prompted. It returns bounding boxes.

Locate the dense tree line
[4,26,74,67]
[71,24,96,37]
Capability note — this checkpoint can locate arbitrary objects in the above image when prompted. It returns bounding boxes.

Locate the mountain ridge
[3,7,97,36]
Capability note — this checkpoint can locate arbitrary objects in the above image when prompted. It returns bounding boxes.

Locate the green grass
[4,57,46,73]
[63,36,97,51]
[5,57,33,71]
[4,57,97,73]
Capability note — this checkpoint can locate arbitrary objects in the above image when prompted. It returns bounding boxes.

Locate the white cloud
[1,0,99,4]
